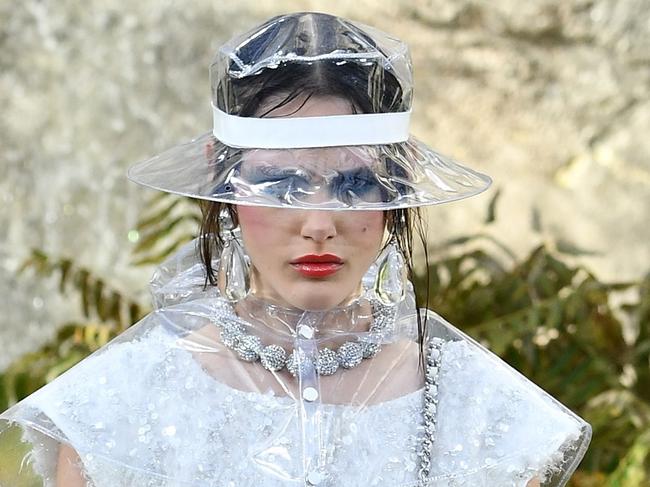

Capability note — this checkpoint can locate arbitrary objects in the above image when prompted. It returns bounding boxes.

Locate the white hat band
[212,103,411,149]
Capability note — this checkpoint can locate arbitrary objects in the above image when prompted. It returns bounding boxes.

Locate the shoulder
[22,312,215,432]
[422,310,591,485]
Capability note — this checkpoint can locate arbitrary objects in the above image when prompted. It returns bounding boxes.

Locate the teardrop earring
[218,208,250,302]
[372,239,407,306]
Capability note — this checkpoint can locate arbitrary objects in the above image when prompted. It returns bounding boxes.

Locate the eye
[244,166,312,200]
[332,167,383,204]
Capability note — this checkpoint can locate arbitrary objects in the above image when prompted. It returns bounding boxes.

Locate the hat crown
[210,12,413,116]
[127,13,492,210]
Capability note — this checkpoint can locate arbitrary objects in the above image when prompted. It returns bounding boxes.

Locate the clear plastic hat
[127,12,492,209]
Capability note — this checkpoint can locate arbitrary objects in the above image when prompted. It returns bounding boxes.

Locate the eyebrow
[244,163,377,179]
[242,164,310,180]
[331,166,377,180]
[211,162,387,199]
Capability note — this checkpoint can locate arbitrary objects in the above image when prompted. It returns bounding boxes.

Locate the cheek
[236,207,281,263]
[349,211,384,245]
[236,206,272,242]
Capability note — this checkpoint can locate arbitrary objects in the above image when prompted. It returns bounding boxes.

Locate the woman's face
[235,95,386,311]
[238,205,384,311]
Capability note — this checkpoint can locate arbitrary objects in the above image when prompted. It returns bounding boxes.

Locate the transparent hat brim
[127,132,492,210]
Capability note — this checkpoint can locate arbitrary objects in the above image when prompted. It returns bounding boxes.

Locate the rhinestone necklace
[211,299,397,377]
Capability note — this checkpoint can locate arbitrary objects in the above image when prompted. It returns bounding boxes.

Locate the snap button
[303,386,319,402]
[306,469,326,485]
[297,324,315,339]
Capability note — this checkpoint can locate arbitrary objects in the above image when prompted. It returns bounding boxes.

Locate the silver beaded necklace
[213,299,398,376]
[211,299,443,485]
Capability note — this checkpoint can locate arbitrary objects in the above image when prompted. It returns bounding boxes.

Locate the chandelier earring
[218,207,251,302]
[372,237,408,307]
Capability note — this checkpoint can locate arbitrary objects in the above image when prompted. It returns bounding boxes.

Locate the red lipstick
[290,254,343,278]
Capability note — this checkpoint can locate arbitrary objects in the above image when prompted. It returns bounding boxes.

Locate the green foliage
[2,190,649,485]
[17,251,144,329]
[131,191,201,265]
[0,193,201,411]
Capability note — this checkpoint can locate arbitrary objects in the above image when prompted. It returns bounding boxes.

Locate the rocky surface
[1,0,648,368]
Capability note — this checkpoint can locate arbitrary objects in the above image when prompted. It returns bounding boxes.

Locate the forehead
[241,94,378,173]
[257,94,356,118]
[240,146,376,174]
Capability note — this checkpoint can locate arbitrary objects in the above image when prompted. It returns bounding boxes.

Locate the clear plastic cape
[0,239,591,486]
[127,12,493,210]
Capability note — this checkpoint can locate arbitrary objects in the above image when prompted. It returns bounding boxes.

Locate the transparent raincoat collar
[127,12,492,209]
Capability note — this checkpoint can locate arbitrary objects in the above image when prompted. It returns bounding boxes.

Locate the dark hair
[199,15,430,369]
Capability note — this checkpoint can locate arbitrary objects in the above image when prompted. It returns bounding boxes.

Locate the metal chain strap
[418,337,444,485]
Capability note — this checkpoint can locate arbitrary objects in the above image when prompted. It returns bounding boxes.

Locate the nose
[300,210,337,243]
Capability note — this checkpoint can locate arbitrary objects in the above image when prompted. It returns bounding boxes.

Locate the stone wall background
[1,0,648,369]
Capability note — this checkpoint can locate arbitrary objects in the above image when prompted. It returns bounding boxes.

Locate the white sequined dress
[0,243,591,486]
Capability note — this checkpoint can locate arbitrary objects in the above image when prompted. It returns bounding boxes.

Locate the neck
[233,292,374,340]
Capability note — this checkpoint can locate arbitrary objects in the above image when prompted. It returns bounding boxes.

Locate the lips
[290,254,343,278]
